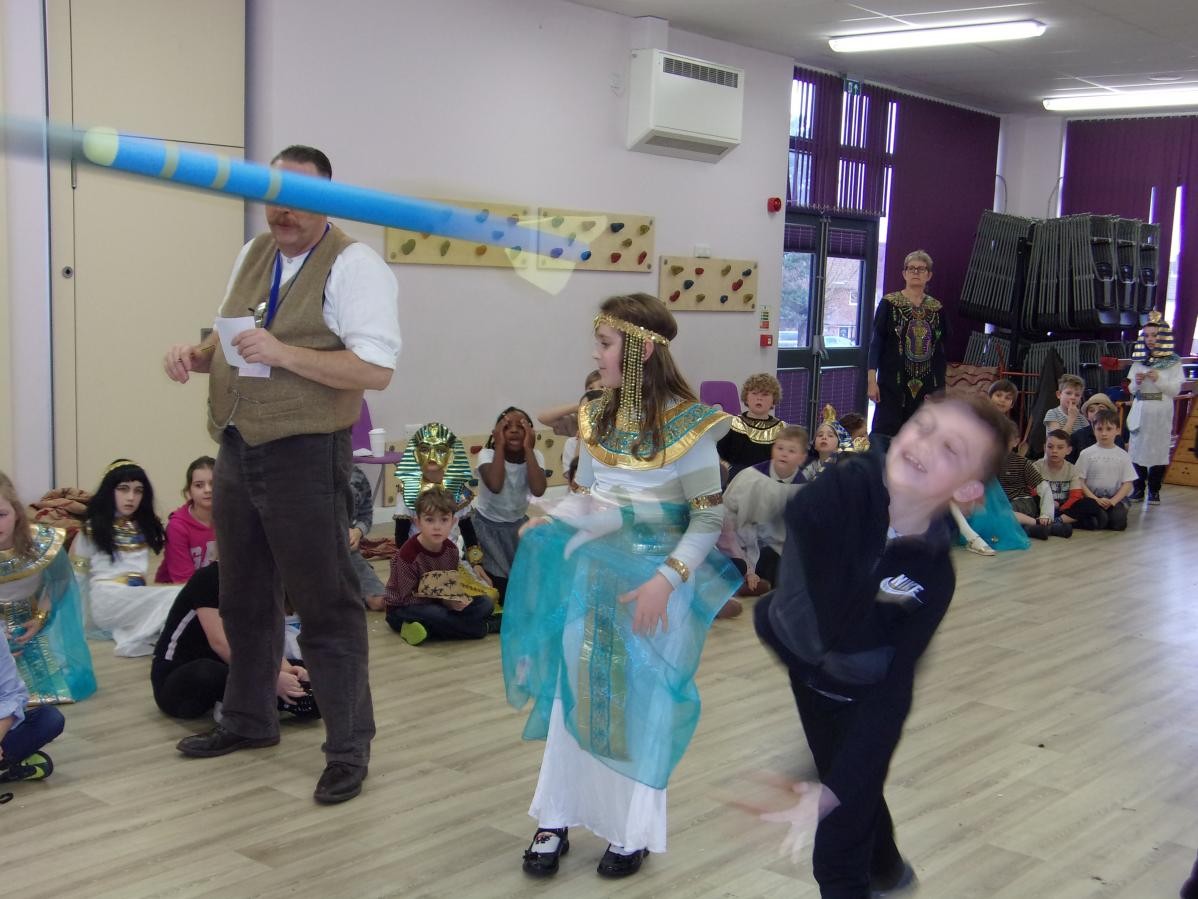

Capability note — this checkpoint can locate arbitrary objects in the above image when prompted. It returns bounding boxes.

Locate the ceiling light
[1043,89,1198,111]
[829,19,1046,53]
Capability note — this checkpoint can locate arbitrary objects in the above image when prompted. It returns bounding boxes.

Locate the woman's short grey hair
[903,250,933,270]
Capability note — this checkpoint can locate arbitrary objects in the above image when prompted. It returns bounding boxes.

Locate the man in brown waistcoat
[163,146,400,804]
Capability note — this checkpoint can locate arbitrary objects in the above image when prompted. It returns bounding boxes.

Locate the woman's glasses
[903,266,930,274]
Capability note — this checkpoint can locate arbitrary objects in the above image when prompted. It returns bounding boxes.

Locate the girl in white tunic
[1127,312,1184,503]
[71,460,180,657]
[502,294,739,880]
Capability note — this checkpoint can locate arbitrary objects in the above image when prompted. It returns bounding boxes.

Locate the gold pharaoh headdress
[1132,310,1178,365]
[594,313,670,430]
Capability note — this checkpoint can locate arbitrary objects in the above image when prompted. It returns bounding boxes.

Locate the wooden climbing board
[384,199,533,268]
[1164,398,1198,486]
[658,256,758,312]
[535,208,654,272]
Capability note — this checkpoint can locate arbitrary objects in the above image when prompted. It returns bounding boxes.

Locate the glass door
[777,211,878,429]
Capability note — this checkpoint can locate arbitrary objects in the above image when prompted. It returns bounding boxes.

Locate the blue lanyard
[264,223,330,328]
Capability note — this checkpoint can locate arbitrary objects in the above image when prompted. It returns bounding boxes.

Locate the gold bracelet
[664,556,690,583]
[689,493,723,510]
[32,606,49,624]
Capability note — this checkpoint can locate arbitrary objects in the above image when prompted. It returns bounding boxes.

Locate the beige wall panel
[69,0,244,147]
[0,7,11,478]
[70,153,244,493]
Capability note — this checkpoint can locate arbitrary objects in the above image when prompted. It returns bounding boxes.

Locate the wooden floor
[4,488,1198,898]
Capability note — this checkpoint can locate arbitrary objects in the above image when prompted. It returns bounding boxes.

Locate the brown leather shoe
[715,598,744,619]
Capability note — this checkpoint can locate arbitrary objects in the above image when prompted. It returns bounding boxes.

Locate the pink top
[154,502,217,584]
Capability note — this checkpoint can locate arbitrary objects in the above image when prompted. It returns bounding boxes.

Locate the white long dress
[71,523,180,657]
[527,411,729,854]
[1127,360,1184,467]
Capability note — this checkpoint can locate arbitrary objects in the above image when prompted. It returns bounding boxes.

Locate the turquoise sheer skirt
[4,552,97,704]
[958,478,1030,552]
[502,515,740,790]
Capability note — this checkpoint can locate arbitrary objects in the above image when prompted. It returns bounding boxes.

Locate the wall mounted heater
[627,49,744,162]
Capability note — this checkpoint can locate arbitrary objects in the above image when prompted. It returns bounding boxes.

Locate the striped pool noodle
[2,117,588,263]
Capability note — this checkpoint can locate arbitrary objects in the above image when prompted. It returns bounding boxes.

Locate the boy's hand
[442,597,470,612]
[472,564,492,586]
[1096,497,1112,509]
[1037,517,1050,527]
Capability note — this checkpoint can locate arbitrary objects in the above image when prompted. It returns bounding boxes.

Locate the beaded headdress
[820,405,869,453]
[104,459,142,477]
[593,313,670,430]
[1131,310,1179,365]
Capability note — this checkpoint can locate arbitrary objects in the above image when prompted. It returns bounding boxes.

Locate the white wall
[996,113,1066,219]
[246,0,792,436]
[2,0,53,499]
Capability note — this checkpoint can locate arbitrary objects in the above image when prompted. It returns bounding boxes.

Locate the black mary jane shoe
[596,845,648,878]
[522,827,569,877]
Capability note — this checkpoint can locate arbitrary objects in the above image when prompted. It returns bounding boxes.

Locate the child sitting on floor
[385,488,495,646]
[1068,393,1123,463]
[1034,430,1107,530]
[950,394,1030,555]
[716,373,786,480]
[347,466,386,611]
[802,419,841,482]
[154,456,216,584]
[1075,408,1137,531]
[0,630,64,785]
[1043,373,1088,436]
[838,412,867,443]
[998,429,1066,540]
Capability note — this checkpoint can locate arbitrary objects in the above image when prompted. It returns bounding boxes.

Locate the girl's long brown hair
[0,472,34,559]
[591,293,697,460]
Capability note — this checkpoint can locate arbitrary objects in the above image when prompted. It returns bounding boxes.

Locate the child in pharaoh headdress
[1127,311,1184,504]
[392,423,495,600]
[503,293,740,880]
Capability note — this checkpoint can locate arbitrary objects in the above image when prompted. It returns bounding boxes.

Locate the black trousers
[385,596,494,640]
[152,657,228,718]
[871,385,930,439]
[755,596,905,898]
[214,427,375,766]
[1133,464,1166,494]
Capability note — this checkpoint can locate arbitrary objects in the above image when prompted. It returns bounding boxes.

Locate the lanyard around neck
[265,223,330,328]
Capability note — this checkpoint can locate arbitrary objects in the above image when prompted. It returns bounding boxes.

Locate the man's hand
[233,328,292,368]
[348,527,363,551]
[619,573,672,636]
[164,343,212,383]
[276,663,308,700]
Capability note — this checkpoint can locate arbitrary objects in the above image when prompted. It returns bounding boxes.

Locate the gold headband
[105,459,140,477]
[593,313,670,346]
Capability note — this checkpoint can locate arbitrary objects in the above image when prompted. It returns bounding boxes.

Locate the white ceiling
[569,0,1198,114]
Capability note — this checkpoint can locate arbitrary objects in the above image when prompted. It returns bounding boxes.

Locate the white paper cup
[368,428,386,456]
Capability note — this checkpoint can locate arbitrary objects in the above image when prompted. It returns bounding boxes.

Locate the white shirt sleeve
[325,243,402,370]
[218,240,255,314]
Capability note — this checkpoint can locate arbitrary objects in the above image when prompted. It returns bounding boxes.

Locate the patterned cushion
[416,569,468,602]
[946,363,998,397]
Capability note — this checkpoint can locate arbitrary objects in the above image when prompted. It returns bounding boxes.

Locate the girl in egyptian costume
[0,473,96,705]
[71,460,182,658]
[502,294,740,879]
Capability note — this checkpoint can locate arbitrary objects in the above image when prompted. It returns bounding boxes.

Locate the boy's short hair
[988,379,1017,397]
[1057,373,1085,393]
[927,392,1012,481]
[1092,408,1119,428]
[1080,393,1116,414]
[776,425,809,447]
[414,487,456,518]
[1045,429,1071,444]
[838,412,866,433]
[741,373,782,405]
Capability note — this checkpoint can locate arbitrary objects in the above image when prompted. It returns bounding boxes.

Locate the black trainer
[522,827,569,877]
[1023,523,1050,540]
[597,846,648,878]
[871,858,918,896]
[1049,520,1073,538]
[1148,490,1161,504]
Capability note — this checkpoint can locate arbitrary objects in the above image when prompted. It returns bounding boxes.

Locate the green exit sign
[845,77,862,95]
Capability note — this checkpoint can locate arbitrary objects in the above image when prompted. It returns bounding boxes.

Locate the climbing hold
[742,268,753,277]
[475,209,490,222]
[610,252,622,263]
[683,279,694,289]
[732,279,744,291]
[551,216,564,228]
[696,293,706,302]
[567,233,577,245]
[610,222,625,233]
[719,295,729,304]
[670,265,684,276]
[400,239,416,255]
[637,251,647,265]
[721,264,732,276]
[475,245,487,256]
[439,240,451,257]
[638,224,651,235]
[621,238,632,248]
[550,247,563,259]
[580,250,592,261]
[695,267,704,276]
[743,293,755,303]
[581,220,596,231]
[669,290,680,302]
[507,214,520,226]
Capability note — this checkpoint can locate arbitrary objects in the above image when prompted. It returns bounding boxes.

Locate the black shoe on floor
[1049,520,1073,538]
[176,724,279,758]
[0,751,54,783]
[871,858,918,896]
[597,846,648,878]
[522,827,569,877]
[1148,490,1161,504]
[486,613,503,634]
[1130,487,1146,502]
[1023,523,1050,540]
[314,761,367,804]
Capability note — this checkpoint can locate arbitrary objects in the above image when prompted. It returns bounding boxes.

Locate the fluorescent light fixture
[1043,89,1198,112]
[829,19,1045,53]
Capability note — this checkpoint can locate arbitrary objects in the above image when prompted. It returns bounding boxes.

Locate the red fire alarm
[767,197,783,213]
[760,333,774,348]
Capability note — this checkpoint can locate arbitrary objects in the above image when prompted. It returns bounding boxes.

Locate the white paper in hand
[214,316,271,378]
